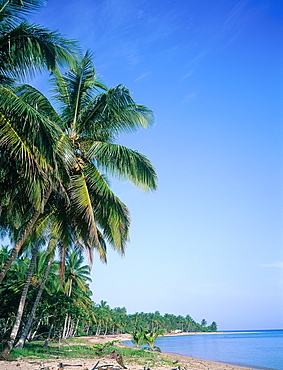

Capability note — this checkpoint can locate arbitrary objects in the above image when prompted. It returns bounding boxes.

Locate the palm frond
[84,163,130,253]
[68,173,101,252]
[0,111,49,182]
[0,85,73,178]
[51,50,106,135]
[0,0,44,24]
[0,22,79,81]
[81,85,154,140]
[89,142,157,191]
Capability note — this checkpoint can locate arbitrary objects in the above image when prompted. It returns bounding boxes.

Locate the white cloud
[183,70,194,79]
[134,73,150,82]
[181,92,197,104]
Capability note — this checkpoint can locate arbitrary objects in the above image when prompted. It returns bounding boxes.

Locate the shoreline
[0,333,257,370]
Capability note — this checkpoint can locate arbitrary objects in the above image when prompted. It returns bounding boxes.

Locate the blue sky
[27,0,282,330]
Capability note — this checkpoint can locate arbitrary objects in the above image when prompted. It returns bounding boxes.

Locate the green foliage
[91,340,119,356]
[0,0,78,85]
[144,329,165,351]
[11,341,103,359]
[10,340,170,367]
[0,1,219,355]
[130,328,147,347]
[0,244,217,347]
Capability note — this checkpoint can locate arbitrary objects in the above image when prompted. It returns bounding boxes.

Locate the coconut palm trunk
[43,322,54,348]
[0,185,52,284]
[0,210,41,285]
[29,314,43,341]
[1,247,39,355]
[15,243,55,348]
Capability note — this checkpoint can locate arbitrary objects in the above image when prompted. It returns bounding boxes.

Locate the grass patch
[12,342,97,360]
[10,340,176,367]
[66,337,90,344]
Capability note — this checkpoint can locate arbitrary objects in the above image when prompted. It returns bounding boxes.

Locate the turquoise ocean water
[124,330,283,370]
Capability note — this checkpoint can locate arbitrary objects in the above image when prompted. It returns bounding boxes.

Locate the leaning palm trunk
[1,247,39,355]
[15,245,54,348]
[0,186,52,284]
[28,314,43,341]
[43,322,54,348]
[0,210,41,285]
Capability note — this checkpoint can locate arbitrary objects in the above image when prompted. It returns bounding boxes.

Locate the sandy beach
[0,333,256,370]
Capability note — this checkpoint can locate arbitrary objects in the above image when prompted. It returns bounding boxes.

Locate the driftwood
[0,353,16,361]
[58,363,82,368]
[56,353,126,370]
[57,360,100,370]
[108,349,127,369]
[91,360,100,370]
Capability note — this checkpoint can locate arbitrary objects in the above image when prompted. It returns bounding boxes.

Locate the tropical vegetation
[0,244,217,349]
[0,0,217,358]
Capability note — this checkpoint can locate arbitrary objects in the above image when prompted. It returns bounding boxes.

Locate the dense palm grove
[0,0,217,355]
[0,245,217,344]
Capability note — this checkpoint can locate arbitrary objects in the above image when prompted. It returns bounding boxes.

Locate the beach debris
[0,353,15,361]
[58,364,83,368]
[109,350,127,369]
[96,365,120,370]
[171,367,183,370]
[39,362,50,370]
[91,360,100,370]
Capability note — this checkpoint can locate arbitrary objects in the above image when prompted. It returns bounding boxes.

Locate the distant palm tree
[64,251,91,298]
[61,251,91,339]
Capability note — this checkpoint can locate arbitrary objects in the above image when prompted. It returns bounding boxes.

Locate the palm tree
[0,43,157,350]
[15,240,57,348]
[1,218,55,355]
[130,328,147,348]
[1,50,157,275]
[61,251,91,339]
[94,300,111,336]
[0,84,74,283]
[51,51,157,255]
[0,0,78,282]
[201,319,207,327]
[144,329,165,351]
[2,245,39,354]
